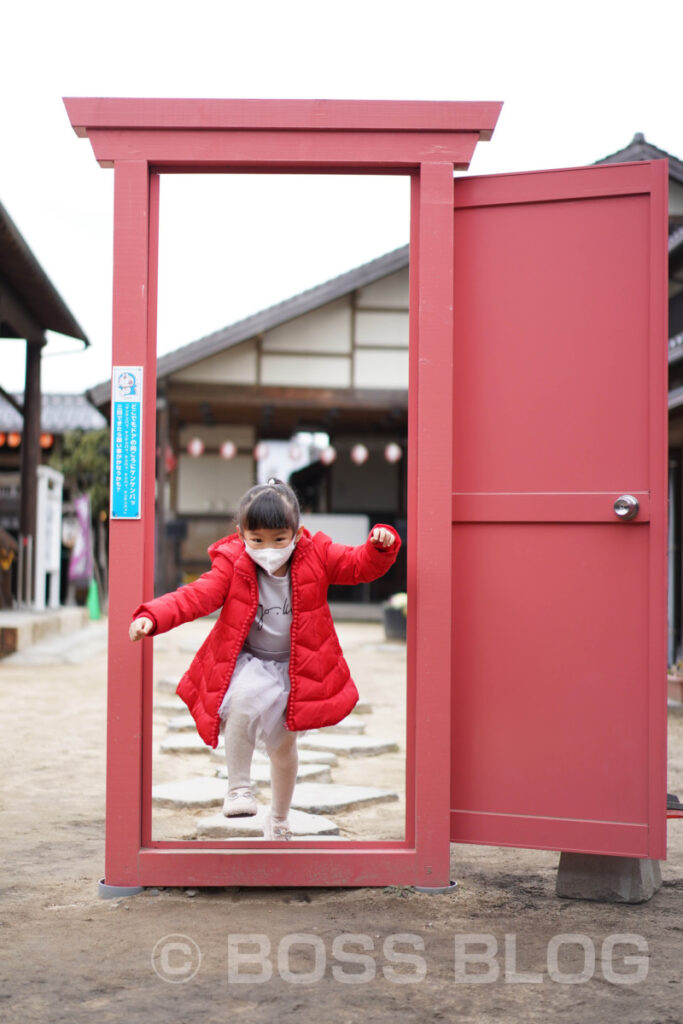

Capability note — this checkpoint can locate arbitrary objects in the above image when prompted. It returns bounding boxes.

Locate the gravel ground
[1,616,681,1024]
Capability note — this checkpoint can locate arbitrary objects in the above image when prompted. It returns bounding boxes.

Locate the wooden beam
[85,129,480,173]
[165,381,408,411]
[64,97,503,137]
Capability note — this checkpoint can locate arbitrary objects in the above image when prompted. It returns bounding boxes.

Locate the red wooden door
[450,160,668,859]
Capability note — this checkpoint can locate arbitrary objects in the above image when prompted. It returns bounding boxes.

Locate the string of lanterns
[0,432,54,449]
[183,437,403,464]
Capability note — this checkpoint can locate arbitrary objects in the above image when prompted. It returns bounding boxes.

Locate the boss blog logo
[151,931,649,985]
[454,933,649,985]
[151,934,202,983]
[227,933,427,985]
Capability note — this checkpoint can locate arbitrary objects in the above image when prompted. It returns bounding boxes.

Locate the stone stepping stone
[157,674,182,694]
[167,713,196,732]
[316,715,365,735]
[210,746,339,767]
[196,806,339,838]
[351,700,372,715]
[152,776,261,808]
[215,762,332,785]
[298,734,399,757]
[155,695,187,713]
[161,734,218,754]
[290,782,398,814]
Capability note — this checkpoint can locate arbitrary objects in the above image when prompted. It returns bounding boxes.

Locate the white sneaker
[222,787,258,817]
[263,812,293,841]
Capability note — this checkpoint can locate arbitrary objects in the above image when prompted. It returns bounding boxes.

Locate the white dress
[218,568,293,752]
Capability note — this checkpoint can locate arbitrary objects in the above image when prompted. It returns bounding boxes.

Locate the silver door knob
[613,495,639,521]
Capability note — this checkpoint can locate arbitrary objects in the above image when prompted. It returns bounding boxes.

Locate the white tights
[223,706,298,823]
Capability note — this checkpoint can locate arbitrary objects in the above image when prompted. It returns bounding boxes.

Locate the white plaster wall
[171,340,258,384]
[355,310,409,347]
[261,353,351,387]
[355,268,409,309]
[354,348,409,389]
[262,298,352,353]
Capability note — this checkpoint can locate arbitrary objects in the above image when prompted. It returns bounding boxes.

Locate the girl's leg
[268,731,298,823]
[224,709,256,790]
[222,705,258,816]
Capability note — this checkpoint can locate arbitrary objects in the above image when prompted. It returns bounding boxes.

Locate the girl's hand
[129,616,153,641]
[370,527,395,549]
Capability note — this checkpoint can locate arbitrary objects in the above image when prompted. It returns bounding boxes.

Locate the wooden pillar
[20,337,44,602]
[155,392,169,595]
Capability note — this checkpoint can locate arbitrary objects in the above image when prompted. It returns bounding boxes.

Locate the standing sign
[111,366,143,520]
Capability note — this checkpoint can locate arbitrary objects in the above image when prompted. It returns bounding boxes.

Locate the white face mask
[244,537,296,575]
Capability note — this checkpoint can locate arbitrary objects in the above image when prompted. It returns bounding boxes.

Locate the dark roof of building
[88,244,410,407]
[595,132,683,184]
[0,200,89,345]
[0,393,106,433]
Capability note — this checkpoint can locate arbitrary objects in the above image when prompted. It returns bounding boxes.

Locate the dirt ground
[1,616,682,1024]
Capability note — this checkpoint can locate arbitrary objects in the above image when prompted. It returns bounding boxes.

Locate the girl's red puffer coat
[132,524,401,748]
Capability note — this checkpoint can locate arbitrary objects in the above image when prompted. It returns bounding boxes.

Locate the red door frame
[64,97,502,888]
[448,161,669,861]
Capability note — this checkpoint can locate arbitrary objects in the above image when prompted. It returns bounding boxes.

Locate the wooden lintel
[165,381,408,411]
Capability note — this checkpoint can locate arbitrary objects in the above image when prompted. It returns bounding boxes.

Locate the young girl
[129,478,401,841]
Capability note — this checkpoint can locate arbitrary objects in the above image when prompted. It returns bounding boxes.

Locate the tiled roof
[0,393,107,432]
[88,244,410,407]
[596,133,683,183]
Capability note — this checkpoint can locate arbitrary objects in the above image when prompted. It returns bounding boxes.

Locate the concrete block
[298,734,399,757]
[196,806,340,838]
[556,852,663,904]
[289,782,398,814]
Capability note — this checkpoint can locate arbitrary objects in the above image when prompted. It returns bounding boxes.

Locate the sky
[1,0,681,394]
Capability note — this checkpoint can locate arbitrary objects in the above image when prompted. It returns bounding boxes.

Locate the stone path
[153,660,402,838]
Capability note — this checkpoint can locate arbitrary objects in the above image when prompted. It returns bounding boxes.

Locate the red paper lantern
[0,433,6,446]
[220,440,237,460]
[164,446,178,473]
[187,437,205,457]
[40,433,54,449]
[7,432,21,448]
[254,441,269,461]
[384,442,403,463]
[320,446,337,466]
[350,443,369,465]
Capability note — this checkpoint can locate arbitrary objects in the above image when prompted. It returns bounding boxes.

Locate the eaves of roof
[0,201,89,345]
[0,392,107,432]
[595,133,683,184]
[87,243,410,408]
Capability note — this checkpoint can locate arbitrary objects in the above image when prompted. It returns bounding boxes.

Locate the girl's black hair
[238,478,300,533]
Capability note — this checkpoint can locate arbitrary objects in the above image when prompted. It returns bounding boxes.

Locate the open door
[450,160,669,859]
